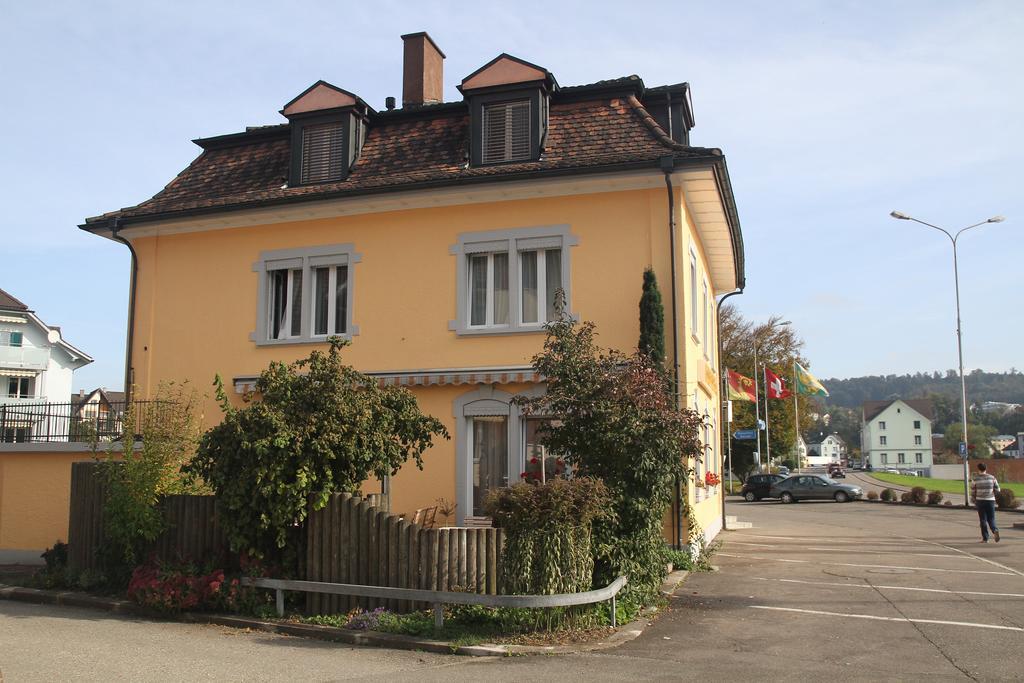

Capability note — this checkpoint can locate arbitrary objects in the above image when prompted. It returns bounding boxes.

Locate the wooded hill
[818,370,1024,410]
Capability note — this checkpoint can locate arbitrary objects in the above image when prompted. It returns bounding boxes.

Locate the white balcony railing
[0,344,50,370]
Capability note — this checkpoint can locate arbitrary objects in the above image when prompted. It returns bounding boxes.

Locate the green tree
[514,315,705,606]
[638,268,665,366]
[720,304,812,465]
[943,421,998,458]
[185,340,448,570]
[99,382,207,568]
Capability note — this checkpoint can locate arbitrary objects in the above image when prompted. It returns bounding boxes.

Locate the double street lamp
[889,210,1005,504]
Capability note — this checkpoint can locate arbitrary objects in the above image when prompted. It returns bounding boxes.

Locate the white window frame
[702,279,710,359]
[454,385,546,525]
[252,243,360,346]
[449,225,578,336]
[689,249,699,341]
[880,436,887,445]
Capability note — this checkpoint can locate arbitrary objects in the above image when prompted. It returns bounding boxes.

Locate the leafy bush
[185,340,448,570]
[98,382,207,569]
[880,488,896,502]
[995,489,1020,510]
[127,561,246,614]
[661,546,693,571]
[866,491,879,501]
[900,491,913,503]
[514,314,706,607]
[944,501,953,506]
[486,478,609,596]
[910,486,927,504]
[927,490,943,505]
[41,541,68,571]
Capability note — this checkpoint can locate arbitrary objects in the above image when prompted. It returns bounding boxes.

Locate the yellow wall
[125,183,725,541]
[0,449,95,551]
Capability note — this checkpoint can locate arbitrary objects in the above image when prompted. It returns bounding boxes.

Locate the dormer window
[280,80,372,187]
[482,100,531,164]
[460,54,557,168]
[300,121,346,184]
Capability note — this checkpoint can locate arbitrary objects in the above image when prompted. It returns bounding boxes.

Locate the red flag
[727,370,757,402]
[765,367,792,399]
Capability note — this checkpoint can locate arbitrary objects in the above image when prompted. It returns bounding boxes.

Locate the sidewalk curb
[0,571,694,657]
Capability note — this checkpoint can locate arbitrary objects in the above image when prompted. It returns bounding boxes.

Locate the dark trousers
[976,500,998,539]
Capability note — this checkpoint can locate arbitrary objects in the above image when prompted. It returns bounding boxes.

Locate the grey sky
[2,0,1020,391]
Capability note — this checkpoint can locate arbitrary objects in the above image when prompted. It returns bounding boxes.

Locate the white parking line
[730,542,963,559]
[734,533,930,547]
[750,606,1024,633]
[803,547,968,559]
[754,577,1024,598]
[717,552,1014,575]
[906,537,1024,579]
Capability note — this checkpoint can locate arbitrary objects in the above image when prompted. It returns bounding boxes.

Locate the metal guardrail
[242,575,629,629]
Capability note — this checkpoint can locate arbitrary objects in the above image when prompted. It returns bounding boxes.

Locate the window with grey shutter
[300,121,345,183]
[482,100,531,164]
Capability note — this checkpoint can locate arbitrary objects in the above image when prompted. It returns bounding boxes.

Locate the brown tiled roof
[0,288,29,311]
[84,90,720,228]
[863,398,935,422]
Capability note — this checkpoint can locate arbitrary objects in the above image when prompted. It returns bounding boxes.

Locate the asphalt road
[2,501,1021,681]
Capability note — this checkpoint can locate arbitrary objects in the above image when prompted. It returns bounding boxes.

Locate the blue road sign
[959,441,967,456]
[734,429,757,440]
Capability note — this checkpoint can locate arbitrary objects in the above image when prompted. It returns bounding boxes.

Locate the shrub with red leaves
[127,562,243,614]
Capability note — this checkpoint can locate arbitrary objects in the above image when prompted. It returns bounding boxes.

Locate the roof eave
[81,154,721,234]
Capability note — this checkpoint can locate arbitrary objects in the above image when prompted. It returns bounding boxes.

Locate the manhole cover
[866,568,915,574]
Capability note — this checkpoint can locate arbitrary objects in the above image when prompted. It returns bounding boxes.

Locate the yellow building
[82,33,745,549]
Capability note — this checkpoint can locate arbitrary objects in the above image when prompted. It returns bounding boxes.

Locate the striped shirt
[971,473,1000,501]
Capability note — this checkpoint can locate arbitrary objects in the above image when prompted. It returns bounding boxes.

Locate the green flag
[795,362,829,397]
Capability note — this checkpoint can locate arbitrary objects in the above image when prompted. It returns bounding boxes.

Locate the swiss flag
[765,368,792,399]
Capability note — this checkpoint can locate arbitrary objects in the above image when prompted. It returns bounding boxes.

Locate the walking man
[971,462,1000,543]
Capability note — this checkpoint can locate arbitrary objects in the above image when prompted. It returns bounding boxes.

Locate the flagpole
[793,361,800,471]
[753,347,763,472]
[763,363,772,469]
[724,370,734,494]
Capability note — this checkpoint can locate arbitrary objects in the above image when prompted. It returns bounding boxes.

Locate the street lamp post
[889,210,1005,505]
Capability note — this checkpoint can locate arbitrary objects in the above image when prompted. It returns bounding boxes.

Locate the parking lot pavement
[4,501,1021,682]
[622,500,1022,681]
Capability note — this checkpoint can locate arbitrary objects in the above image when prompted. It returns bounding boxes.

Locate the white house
[861,398,933,474]
[0,288,92,441]
[804,431,846,467]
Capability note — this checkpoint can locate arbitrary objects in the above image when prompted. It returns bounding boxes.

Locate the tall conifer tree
[639,268,665,366]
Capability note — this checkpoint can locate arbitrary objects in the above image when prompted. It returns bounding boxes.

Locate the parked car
[740,474,788,502]
[777,466,790,476]
[769,475,864,503]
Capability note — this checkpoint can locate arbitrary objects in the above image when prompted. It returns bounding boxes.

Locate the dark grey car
[769,475,863,503]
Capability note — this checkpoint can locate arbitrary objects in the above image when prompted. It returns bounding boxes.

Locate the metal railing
[242,575,629,629]
[0,400,170,443]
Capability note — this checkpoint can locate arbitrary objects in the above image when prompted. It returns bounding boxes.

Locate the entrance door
[471,416,508,517]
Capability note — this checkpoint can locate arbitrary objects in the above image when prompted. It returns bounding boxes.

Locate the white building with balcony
[861,398,933,474]
[1,288,92,441]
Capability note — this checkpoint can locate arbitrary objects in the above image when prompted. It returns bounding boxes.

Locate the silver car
[770,475,863,503]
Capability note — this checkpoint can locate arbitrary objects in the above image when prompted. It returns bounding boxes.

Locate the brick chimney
[401,32,445,106]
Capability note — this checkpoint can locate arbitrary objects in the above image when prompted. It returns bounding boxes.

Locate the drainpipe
[661,157,684,550]
[716,288,744,531]
[110,218,138,405]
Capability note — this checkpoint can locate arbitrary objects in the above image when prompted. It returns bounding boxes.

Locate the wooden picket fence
[66,462,505,614]
[67,462,227,572]
[305,492,504,614]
